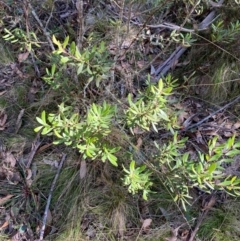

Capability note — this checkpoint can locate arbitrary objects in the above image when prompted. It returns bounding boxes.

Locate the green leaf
[107,153,118,166]
[75,47,81,59]
[218,180,232,186]
[159,110,169,121]
[53,129,63,138]
[51,64,56,76]
[36,116,45,126]
[77,63,84,75]
[87,65,92,74]
[60,56,69,64]
[208,154,221,162]
[233,141,240,148]
[220,158,234,163]
[42,126,53,135]
[34,126,43,132]
[142,190,148,200]
[41,111,47,123]
[52,35,62,51]
[62,36,69,48]
[130,160,135,172]
[96,76,101,88]
[65,140,72,146]
[208,162,217,174]
[158,79,163,92]
[231,176,237,184]
[70,41,76,55]
[227,135,235,149]
[226,149,240,157]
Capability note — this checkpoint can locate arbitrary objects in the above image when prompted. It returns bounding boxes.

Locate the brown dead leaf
[46,209,52,226]
[174,102,184,110]
[15,109,25,134]
[136,61,145,68]
[6,170,21,184]
[141,218,152,230]
[177,111,189,126]
[0,194,13,206]
[10,63,23,78]
[5,152,16,167]
[18,52,29,63]
[27,79,39,103]
[133,126,145,134]
[37,143,53,153]
[26,169,32,180]
[196,131,204,144]
[0,112,7,130]
[165,226,180,241]
[0,90,7,96]
[170,58,178,70]
[233,120,240,129]
[0,220,9,230]
[224,131,234,137]
[202,195,216,211]
[136,137,143,149]
[179,229,189,241]
[80,160,87,179]
[120,61,131,71]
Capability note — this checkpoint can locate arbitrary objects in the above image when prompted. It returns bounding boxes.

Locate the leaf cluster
[3,28,40,51]
[125,77,177,133]
[35,101,120,166]
[43,35,112,90]
[122,160,153,200]
[154,133,240,210]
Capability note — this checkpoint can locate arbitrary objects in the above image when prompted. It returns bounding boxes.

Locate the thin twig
[45,5,54,30]
[187,210,209,241]
[26,133,41,168]
[153,0,224,79]
[185,95,240,131]
[76,0,84,50]
[23,0,41,77]
[39,153,67,241]
[28,2,55,51]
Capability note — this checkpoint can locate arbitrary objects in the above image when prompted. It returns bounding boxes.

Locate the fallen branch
[28,2,55,51]
[76,0,84,50]
[187,194,216,241]
[187,210,209,241]
[184,95,240,131]
[26,133,41,168]
[152,0,224,80]
[39,153,67,241]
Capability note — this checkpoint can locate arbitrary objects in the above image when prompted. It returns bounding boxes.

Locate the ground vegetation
[1,0,240,240]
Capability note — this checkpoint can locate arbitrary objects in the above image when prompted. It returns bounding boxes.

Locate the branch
[26,133,41,168]
[187,210,209,241]
[28,2,55,51]
[76,0,84,50]
[184,95,240,131]
[39,153,67,241]
[152,0,224,80]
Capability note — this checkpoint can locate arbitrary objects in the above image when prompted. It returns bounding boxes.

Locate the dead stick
[76,0,84,50]
[188,210,209,241]
[39,153,67,241]
[26,133,41,168]
[185,95,240,131]
[28,2,55,51]
[154,0,224,78]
